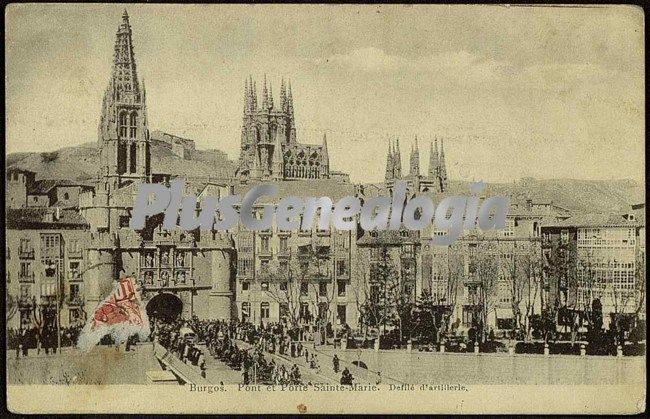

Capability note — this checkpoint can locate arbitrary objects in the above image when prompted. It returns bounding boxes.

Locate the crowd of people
[154,316,358,385]
[7,324,84,357]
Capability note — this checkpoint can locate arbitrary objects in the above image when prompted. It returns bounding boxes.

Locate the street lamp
[47,261,62,354]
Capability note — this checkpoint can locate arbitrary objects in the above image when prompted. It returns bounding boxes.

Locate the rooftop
[6,208,89,229]
[545,212,643,228]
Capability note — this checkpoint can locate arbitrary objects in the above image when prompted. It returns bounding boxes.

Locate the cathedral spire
[141,78,148,125]
[321,132,330,178]
[110,8,140,101]
[243,77,250,113]
[262,74,269,111]
[252,81,257,110]
[98,10,150,191]
[287,80,296,142]
[393,138,402,179]
[280,78,287,110]
[409,135,420,177]
[385,139,394,181]
[429,137,440,178]
[271,128,284,180]
[439,138,448,191]
[287,80,294,112]
[268,81,274,110]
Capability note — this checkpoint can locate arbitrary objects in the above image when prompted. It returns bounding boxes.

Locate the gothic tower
[439,138,448,190]
[429,138,440,178]
[98,9,150,192]
[409,136,420,177]
[237,76,328,181]
[393,139,402,179]
[321,133,330,178]
[385,140,394,181]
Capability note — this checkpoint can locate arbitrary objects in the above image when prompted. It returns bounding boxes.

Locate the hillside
[448,178,644,214]
[6,135,237,181]
[5,139,643,215]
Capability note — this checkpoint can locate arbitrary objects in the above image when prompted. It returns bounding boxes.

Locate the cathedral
[384,136,448,193]
[236,76,330,181]
[79,10,235,322]
[96,10,151,193]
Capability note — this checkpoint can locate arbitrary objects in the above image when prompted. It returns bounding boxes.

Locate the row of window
[18,260,81,279]
[241,301,348,323]
[241,280,348,297]
[18,283,82,304]
[238,257,348,278]
[12,238,80,257]
[118,111,138,139]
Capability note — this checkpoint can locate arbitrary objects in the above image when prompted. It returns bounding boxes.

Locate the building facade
[232,180,360,330]
[77,10,235,323]
[541,211,646,329]
[237,76,330,181]
[384,136,448,193]
[6,208,89,331]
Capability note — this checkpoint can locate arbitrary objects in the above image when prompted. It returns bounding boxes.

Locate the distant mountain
[448,177,644,214]
[6,138,643,215]
[6,133,237,181]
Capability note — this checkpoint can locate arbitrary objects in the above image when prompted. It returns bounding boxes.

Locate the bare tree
[423,246,463,341]
[6,293,18,323]
[265,259,303,328]
[388,253,416,343]
[520,248,543,339]
[607,259,634,331]
[351,246,397,341]
[543,238,578,337]
[633,251,646,320]
[474,241,499,342]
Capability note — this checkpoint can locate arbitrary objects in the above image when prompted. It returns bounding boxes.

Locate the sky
[5,4,645,184]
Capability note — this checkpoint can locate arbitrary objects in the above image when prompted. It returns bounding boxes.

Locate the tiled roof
[6,208,89,229]
[357,229,419,245]
[27,179,93,195]
[545,213,642,228]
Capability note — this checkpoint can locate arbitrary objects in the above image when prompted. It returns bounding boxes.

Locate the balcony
[67,295,84,306]
[277,248,291,258]
[258,249,273,259]
[140,278,209,293]
[68,271,82,281]
[18,272,35,283]
[258,267,276,280]
[67,249,83,259]
[18,296,35,308]
[41,248,62,259]
[19,249,35,259]
[39,295,58,306]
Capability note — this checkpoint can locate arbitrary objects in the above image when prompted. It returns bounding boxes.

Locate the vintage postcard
[4,3,645,414]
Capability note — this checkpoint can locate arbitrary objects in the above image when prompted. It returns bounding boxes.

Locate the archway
[352,361,368,369]
[146,293,183,322]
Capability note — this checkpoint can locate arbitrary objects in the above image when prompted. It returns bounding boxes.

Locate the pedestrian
[333,354,340,373]
[21,329,29,357]
[304,349,309,363]
[340,368,353,386]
